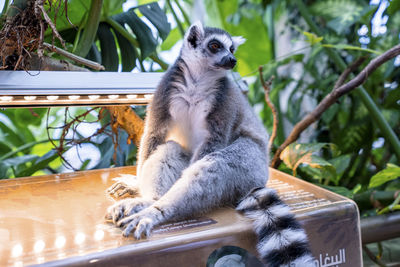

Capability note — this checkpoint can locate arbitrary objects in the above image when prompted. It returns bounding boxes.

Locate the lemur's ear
[232,36,246,49]
[185,21,204,48]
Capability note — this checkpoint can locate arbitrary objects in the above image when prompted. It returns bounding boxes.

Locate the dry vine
[0,0,67,70]
[46,107,108,170]
[271,44,400,168]
[46,106,144,170]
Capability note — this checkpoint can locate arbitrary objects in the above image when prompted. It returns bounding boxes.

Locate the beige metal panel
[0,167,362,267]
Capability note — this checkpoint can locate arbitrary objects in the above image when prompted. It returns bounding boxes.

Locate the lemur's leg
[116,137,269,239]
[138,140,190,200]
[105,141,190,223]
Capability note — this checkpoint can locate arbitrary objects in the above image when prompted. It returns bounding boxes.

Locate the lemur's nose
[219,55,237,69]
[226,55,236,68]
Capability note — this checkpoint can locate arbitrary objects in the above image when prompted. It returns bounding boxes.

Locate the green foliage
[46,1,170,71]
[97,22,119,71]
[2,0,400,223]
[369,164,400,189]
[216,0,400,223]
[310,0,370,34]
[302,31,323,46]
[280,143,337,176]
[204,0,273,75]
[0,108,62,179]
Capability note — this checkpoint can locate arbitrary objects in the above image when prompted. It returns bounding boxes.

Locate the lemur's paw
[105,198,154,224]
[106,174,139,199]
[117,206,162,239]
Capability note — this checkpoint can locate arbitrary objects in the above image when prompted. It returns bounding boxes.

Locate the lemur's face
[182,22,245,71]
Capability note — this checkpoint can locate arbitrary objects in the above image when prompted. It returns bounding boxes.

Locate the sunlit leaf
[302,31,323,46]
[204,0,272,75]
[369,164,400,188]
[102,0,124,17]
[161,27,181,51]
[280,143,338,176]
[45,0,90,32]
[322,44,380,55]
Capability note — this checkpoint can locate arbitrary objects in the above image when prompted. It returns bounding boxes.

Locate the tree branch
[107,106,144,147]
[295,0,400,164]
[43,42,105,70]
[27,53,90,71]
[333,56,366,89]
[271,44,400,168]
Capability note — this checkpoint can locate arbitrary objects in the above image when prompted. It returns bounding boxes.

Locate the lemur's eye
[208,41,221,52]
[210,43,220,50]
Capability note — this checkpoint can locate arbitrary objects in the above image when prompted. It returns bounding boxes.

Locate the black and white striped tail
[236,187,315,267]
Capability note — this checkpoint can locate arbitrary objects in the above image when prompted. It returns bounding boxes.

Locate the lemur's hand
[106,174,139,199]
[117,206,164,239]
[105,198,154,224]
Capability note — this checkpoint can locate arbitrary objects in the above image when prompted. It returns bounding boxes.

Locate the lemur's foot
[106,174,139,199]
[117,206,164,239]
[105,198,154,224]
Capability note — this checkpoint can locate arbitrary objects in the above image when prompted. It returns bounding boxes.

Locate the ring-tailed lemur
[105,22,315,267]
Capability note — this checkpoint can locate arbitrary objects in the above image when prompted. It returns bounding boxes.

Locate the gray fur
[106,21,268,237]
[106,22,313,266]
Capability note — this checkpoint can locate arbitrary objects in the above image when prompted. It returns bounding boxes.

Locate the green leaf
[0,140,56,161]
[280,143,333,168]
[387,0,400,15]
[204,0,272,75]
[102,0,124,17]
[110,17,138,72]
[86,43,102,63]
[302,31,323,45]
[14,108,47,127]
[322,44,380,55]
[138,2,171,40]
[0,141,12,156]
[3,155,39,166]
[310,0,365,34]
[280,143,338,176]
[161,27,181,51]
[16,150,59,177]
[0,161,9,179]
[97,22,119,71]
[45,0,90,32]
[80,159,91,170]
[115,31,137,72]
[329,154,351,183]
[369,164,400,189]
[320,185,353,198]
[113,9,157,59]
[0,121,24,147]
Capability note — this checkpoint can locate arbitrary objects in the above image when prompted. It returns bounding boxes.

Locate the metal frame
[0,71,163,107]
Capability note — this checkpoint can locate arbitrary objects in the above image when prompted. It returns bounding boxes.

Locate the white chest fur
[166,81,215,154]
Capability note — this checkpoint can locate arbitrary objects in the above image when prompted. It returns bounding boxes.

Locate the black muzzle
[219,55,237,69]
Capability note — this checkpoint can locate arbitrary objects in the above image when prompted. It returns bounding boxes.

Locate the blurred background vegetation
[0,0,399,265]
